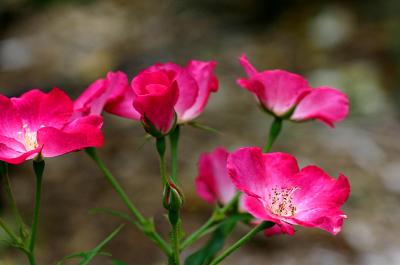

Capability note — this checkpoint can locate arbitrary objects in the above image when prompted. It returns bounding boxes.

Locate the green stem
[180,192,241,250]
[262,117,282,153]
[0,162,25,231]
[28,159,44,255]
[209,222,273,265]
[180,217,215,250]
[25,251,36,265]
[85,148,171,255]
[156,137,168,185]
[169,125,180,184]
[157,137,181,265]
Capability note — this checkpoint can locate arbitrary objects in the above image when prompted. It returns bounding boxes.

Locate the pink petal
[292,167,350,209]
[145,62,200,122]
[0,143,40,164]
[0,95,23,139]
[227,147,267,198]
[292,207,347,235]
[11,88,73,130]
[132,71,179,134]
[37,116,104,157]
[253,70,310,116]
[242,195,281,223]
[237,56,310,116]
[287,166,350,234]
[291,87,349,127]
[104,71,141,120]
[228,147,299,198]
[264,223,296,237]
[178,60,218,122]
[0,135,26,153]
[239,54,258,77]
[195,147,236,205]
[74,79,107,116]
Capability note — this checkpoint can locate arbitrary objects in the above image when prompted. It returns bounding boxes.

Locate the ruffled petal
[291,87,349,127]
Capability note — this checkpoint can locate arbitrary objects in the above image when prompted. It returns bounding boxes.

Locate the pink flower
[145,60,218,123]
[131,70,179,136]
[195,147,237,205]
[0,88,104,164]
[227,147,350,236]
[237,54,349,127]
[74,71,140,120]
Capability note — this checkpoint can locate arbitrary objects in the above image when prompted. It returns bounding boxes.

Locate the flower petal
[291,87,349,127]
[227,147,267,197]
[0,143,40,164]
[239,54,258,77]
[37,115,104,157]
[288,166,350,234]
[264,223,296,237]
[237,55,310,116]
[228,147,299,198]
[11,88,73,130]
[0,95,23,139]
[195,147,236,205]
[178,60,218,122]
[132,72,179,134]
[104,71,141,120]
[74,78,107,116]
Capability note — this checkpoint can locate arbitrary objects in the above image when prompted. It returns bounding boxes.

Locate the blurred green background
[1,0,400,264]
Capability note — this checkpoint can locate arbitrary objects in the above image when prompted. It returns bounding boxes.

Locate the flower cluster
[0,54,351,265]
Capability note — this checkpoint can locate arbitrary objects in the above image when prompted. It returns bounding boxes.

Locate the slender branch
[209,222,274,265]
[85,148,171,255]
[263,117,282,153]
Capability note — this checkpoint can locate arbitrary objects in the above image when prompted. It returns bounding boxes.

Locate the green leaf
[79,225,124,265]
[184,213,251,265]
[55,225,124,265]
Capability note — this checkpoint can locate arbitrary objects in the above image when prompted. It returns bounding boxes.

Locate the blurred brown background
[1,0,400,264]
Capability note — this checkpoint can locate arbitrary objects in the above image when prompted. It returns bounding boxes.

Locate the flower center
[18,124,39,151]
[268,186,297,217]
